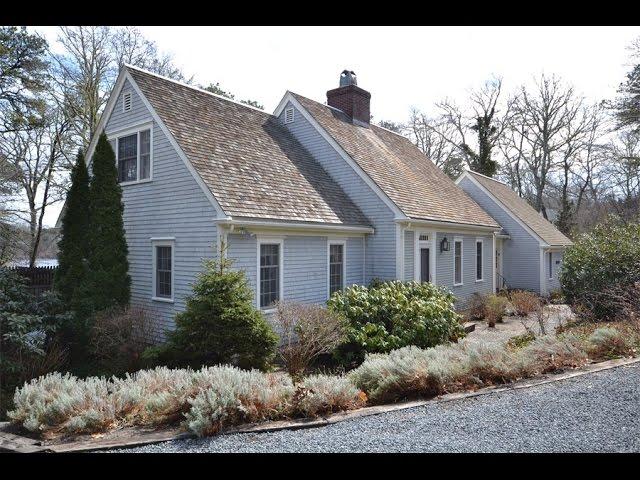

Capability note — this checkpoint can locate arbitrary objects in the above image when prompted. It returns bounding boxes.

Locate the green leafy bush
[327,281,465,367]
[560,218,640,320]
[0,268,70,419]
[144,254,278,371]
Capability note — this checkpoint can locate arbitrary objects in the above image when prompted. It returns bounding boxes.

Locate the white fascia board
[274,92,407,220]
[460,173,549,247]
[216,218,373,235]
[395,218,500,234]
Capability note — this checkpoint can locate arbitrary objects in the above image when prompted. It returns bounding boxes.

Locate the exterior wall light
[440,236,450,253]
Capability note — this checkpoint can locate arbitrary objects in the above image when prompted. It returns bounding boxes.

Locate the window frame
[548,251,553,280]
[327,239,347,299]
[151,237,175,303]
[453,237,463,286]
[107,122,154,186]
[257,237,284,312]
[475,238,484,282]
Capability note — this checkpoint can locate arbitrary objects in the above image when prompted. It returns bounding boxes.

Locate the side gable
[55,67,228,227]
[276,98,398,281]
[274,92,405,219]
[280,92,500,230]
[456,171,572,247]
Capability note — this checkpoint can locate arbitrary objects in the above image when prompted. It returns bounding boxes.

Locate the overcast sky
[30,26,640,227]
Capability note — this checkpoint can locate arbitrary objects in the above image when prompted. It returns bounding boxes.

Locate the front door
[420,248,430,283]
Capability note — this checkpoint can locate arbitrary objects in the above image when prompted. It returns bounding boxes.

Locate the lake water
[8,258,59,267]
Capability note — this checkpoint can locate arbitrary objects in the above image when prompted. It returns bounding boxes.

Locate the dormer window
[284,107,294,124]
[123,92,132,112]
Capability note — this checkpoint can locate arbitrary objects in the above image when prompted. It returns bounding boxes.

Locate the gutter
[395,218,501,233]
[216,218,374,235]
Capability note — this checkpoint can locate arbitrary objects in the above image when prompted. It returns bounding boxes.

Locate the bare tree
[429,76,511,177]
[49,26,186,149]
[0,103,73,266]
[406,108,464,178]
[503,75,594,220]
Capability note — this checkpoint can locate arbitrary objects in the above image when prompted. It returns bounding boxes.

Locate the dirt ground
[466,304,576,346]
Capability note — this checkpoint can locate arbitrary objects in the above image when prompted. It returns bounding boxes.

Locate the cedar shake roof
[127,67,370,227]
[291,93,501,229]
[465,171,573,246]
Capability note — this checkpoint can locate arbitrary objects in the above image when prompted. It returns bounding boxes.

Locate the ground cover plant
[9,320,639,440]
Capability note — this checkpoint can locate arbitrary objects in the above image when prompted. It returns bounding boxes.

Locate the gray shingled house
[59,66,571,338]
[456,170,572,295]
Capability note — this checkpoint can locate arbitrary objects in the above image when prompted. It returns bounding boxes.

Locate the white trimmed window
[547,252,553,280]
[152,239,174,302]
[328,240,346,297]
[453,237,463,286]
[475,238,483,282]
[284,107,295,124]
[258,239,283,310]
[112,125,152,184]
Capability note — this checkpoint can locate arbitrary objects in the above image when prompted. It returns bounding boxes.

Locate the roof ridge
[124,64,271,115]
[466,169,510,186]
[291,91,408,140]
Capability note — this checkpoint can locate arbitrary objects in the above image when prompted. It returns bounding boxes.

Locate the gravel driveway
[115,363,640,453]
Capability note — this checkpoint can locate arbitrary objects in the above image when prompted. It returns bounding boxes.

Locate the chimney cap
[340,70,357,87]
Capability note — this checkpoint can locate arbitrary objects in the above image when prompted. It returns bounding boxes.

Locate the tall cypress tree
[87,132,130,311]
[55,150,90,311]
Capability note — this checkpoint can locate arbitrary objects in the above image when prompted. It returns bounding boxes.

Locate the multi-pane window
[454,238,463,285]
[260,244,280,308]
[118,133,138,182]
[154,245,172,299]
[329,243,344,296]
[115,128,151,183]
[139,129,151,180]
[476,240,483,281]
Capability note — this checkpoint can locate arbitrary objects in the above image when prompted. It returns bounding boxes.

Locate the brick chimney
[326,70,371,126]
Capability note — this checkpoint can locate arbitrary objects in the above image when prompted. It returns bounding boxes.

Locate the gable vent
[284,107,294,124]
[123,92,132,112]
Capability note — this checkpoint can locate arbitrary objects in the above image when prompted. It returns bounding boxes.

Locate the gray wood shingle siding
[279,101,397,282]
[403,229,494,306]
[435,232,494,307]
[459,177,541,292]
[226,233,365,307]
[105,79,218,339]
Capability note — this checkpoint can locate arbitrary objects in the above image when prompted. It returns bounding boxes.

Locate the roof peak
[290,91,408,140]
[124,64,270,115]
[466,169,509,186]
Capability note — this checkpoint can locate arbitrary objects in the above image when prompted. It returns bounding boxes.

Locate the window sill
[120,178,153,187]
[152,296,174,303]
[453,283,464,287]
[475,279,485,283]
[261,308,276,315]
